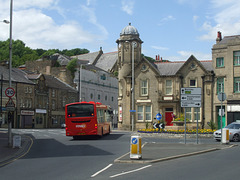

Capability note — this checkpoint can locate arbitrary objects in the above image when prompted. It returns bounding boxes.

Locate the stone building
[0,65,78,129]
[212,32,240,127]
[116,23,214,130]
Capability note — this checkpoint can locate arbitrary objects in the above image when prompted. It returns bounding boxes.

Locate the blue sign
[132,138,138,144]
[130,110,136,112]
[156,113,162,120]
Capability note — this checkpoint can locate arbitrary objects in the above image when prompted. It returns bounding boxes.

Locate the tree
[66,58,78,78]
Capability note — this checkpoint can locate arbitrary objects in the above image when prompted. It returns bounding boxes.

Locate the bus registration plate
[76,124,86,128]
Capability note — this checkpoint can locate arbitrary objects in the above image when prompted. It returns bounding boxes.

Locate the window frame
[217,77,224,93]
[233,51,240,66]
[234,77,240,93]
[216,57,224,67]
[140,79,148,96]
[165,80,172,95]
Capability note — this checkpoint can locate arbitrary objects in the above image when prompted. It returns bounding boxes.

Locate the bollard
[13,135,21,148]
[222,128,229,144]
[130,135,142,159]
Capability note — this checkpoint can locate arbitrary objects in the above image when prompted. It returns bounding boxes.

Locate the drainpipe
[201,76,205,129]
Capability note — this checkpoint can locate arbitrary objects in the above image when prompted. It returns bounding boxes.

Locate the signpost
[218,92,226,144]
[181,88,202,144]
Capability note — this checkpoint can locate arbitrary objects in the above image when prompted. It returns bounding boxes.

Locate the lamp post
[8,0,13,147]
[131,41,137,131]
[79,64,82,102]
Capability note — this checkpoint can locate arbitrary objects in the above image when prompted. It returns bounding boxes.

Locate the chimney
[216,31,222,43]
[158,55,160,60]
[156,55,158,61]
[160,57,163,62]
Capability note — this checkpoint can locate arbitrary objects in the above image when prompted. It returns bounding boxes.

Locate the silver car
[214,122,240,142]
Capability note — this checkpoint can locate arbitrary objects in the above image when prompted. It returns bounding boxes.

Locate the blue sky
[1,0,240,61]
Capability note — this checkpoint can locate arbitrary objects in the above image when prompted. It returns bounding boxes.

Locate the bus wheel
[73,136,78,140]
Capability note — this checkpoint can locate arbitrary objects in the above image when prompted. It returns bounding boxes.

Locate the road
[0,129,239,180]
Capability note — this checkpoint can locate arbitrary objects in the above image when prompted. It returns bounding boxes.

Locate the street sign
[5,87,15,97]
[181,101,201,107]
[218,92,226,101]
[156,113,162,120]
[6,97,15,108]
[181,88,201,95]
[130,110,136,112]
[181,95,201,101]
[181,88,201,107]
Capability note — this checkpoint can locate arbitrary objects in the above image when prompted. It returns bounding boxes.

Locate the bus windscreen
[67,104,94,117]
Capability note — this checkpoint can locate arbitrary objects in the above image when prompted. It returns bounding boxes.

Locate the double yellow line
[0,135,33,167]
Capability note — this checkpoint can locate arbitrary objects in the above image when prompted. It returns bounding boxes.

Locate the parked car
[61,123,66,129]
[214,122,240,142]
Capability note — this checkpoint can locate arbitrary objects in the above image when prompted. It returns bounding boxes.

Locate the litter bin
[222,128,229,144]
[130,135,142,159]
[13,135,21,148]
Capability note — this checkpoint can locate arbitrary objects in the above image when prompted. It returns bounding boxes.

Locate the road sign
[181,88,201,107]
[156,113,162,120]
[129,110,136,112]
[5,87,15,97]
[6,97,15,107]
[218,92,226,101]
[181,101,201,107]
[181,88,201,95]
[181,95,201,101]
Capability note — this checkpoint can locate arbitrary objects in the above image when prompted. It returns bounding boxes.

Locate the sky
[1,0,240,61]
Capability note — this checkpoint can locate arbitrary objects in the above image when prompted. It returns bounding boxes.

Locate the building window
[166,80,172,95]
[137,106,144,121]
[98,94,101,100]
[233,51,240,66]
[217,77,224,93]
[185,107,192,121]
[62,96,66,107]
[190,79,196,87]
[216,57,224,67]
[234,77,240,93]
[90,93,93,99]
[141,80,148,96]
[145,105,152,121]
[112,97,114,101]
[52,89,56,97]
[194,108,200,121]
[137,105,152,122]
[52,100,56,110]
[105,95,107,101]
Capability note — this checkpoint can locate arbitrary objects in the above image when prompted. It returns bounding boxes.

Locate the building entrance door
[165,111,173,126]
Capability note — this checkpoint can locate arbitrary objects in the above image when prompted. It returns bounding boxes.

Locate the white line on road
[91,164,113,178]
[109,165,152,178]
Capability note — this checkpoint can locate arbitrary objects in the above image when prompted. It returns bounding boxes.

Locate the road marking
[109,165,152,178]
[91,163,113,178]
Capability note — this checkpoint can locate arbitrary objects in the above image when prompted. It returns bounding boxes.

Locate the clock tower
[116,23,143,130]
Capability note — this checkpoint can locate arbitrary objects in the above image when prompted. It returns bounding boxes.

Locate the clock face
[141,64,147,70]
[132,41,137,48]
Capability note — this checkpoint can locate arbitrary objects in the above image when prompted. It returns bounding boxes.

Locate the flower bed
[138,128,215,134]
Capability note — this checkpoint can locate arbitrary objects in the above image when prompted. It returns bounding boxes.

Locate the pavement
[0,129,33,167]
[0,129,237,167]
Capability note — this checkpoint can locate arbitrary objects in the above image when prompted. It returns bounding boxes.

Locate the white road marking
[91,164,113,178]
[110,165,152,178]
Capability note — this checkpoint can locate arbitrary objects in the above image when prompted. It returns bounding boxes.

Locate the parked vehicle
[214,122,240,142]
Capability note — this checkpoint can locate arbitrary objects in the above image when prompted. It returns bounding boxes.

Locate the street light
[78,63,91,102]
[131,41,137,131]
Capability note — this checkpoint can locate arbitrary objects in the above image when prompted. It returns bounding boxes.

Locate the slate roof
[71,51,100,64]
[155,62,184,76]
[155,60,213,76]
[44,74,77,92]
[0,66,35,84]
[217,35,240,45]
[95,52,118,72]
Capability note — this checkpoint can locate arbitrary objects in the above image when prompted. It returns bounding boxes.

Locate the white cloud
[0,0,108,50]
[121,0,134,15]
[151,46,169,51]
[166,50,211,61]
[193,15,199,23]
[199,0,240,41]
[158,15,175,26]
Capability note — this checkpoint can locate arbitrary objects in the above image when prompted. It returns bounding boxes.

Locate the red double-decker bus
[65,101,112,139]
